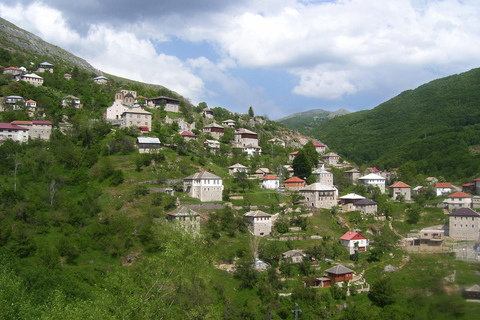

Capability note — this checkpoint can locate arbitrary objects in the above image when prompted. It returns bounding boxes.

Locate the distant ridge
[0,17,99,74]
[277,108,350,133]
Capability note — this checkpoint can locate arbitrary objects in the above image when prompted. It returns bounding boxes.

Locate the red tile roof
[389,181,411,188]
[261,174,279,180]
[181,131,197,137]
[139,126,149,132]
[32,120,52,125]
[313,142,325,147]
[25,99,36,103]
[340,231,367,241]
[10,121,32,125]
[289,151,299,155]
[285,176,305,183]
[435,183,452,188]
[0,123,29,130]
[448,191,472,198]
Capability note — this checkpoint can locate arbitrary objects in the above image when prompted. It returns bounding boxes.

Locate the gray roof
[137,137,160,144]
[465,284,480,292]
[301,183,337,191]
[167,206,200,217]
[244,210,271,218]
[325,265,354,275]
[229,163,248,169]
[449,208,480,217]
[204,123,224,128]
[354,199,378,206]
[184,171,222,180]
[39,62,53,66]
[312,168,331,174]
[282,250,305,257]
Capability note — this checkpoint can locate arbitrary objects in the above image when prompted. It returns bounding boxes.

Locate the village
[2,61,480,305]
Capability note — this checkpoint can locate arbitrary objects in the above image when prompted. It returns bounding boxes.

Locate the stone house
[121,108,152,131]
[3,67,22,77]
[24,100,37,116]
[254,168,270,179]
[389,181,411,200]
[300,183,338,209]
[352,199,378,215]
[202,107,214,119]
[312,167,334,186]
[358,173,386,193]
[203,139,220,151]
[289,151,298,162]
[37,62,53,73]
[402,227,445,252]
[435,183,452,196]
[10,120,52,141]
[475,178,480,195]
[62,95,82,108]
[233,128,261,156]
[282,250,306,263]
[244,210,272,236]
[229,163,248,176]
[449,208,480,240]
[339,193,366,211]
[203,123,224,140]
[183,171,223,202]
[261,175,280,190]
[323,152,339,166]
[473,196,480,209]
[222,119,236,128]
[313,142,326,154]
[180,131,198,141]
[167,206,201,234]
[446,192,472,211]
[344,168,361,183]
[339,231,368,254]
[0,122,29,144]
[284,176,306,190]
[137,137,161,153]
[21,73,43,87]
[93,75,109,84]
[146,96,179,112]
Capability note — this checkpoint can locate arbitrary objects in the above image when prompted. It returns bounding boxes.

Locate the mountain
[307,68,480,181]
[277,108,350,133]
[0,17,99,73]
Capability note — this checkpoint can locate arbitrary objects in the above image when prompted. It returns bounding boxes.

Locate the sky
[1,0,480,120]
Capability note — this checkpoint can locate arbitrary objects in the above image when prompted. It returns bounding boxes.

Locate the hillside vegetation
[277,108,350,133]
[307,68,480,181]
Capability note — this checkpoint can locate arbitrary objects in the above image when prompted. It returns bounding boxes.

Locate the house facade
[284,176,306,190]
[244,210,272,236]
[121,108,152,131]
[300,183,338,209]
[202,108,214,118]
[323,152,339,166]
[146,96,180,112]
[62,95,82,108]
[282,250,306,263]
[449,208,480,240]
[233,128,261,156]
[312,167,334,186]
[353,199,378,215]
[203,123,224,140]
[204,139,220,151]
[21,73,43,87]
[137,137,161,153]
[344,168,361,183]
[289,151,298,162]
[358,173,386,193]
[389,181,411,200]
[229,163,248,176]
[325,265,354,282]
[222,119,236,128]
[10,120,52,141]
[180,131,198,141]
[183,171,223,202]
[167,206,201,234]
[93,75,109,84]
[446,192,472,211]
[339,231,368,254]
[435,183,452,196]
[261,175,280,190]
[313,142,326,154]
[402,227,445,252]
[37,62,53,73]
[0,122,29,143]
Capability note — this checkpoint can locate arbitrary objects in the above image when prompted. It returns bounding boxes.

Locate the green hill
[277,108,350,133]
[308,68,480,181]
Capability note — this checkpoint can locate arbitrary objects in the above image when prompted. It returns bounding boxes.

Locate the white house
[261,175,280,190]
[244,210,272,236]
[62,95,82,108]
[183,171,223,202]
[229,163,248,176]
[21,73,43,87]
[446,192,472,211]
[339,231,368,255]
[358,173,386,193]
[204,139,220,151]
[93,75,109,84]
[0,122,29,144]
[435,183,452,196]
[203,123,224,140]
[282,250,307,263]
[222,119,236,128]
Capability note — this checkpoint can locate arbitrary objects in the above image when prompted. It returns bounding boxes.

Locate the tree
[292,149,312,180]
[303,141,319,167]
[406,204,421,224]
[248,106,254,117]
[369,276,396,307]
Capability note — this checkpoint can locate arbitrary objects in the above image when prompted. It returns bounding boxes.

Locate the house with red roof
[446,192,472,211]
[10,120,52,141]
[389,181,411,201]
[284,176,306,190]
[435,182,452,196]
[289,151,298,162]
[313,142,326,154]
[0,122,29,144]
[261,175,280,190]
[180,131,198,141]
[340,231,369,254]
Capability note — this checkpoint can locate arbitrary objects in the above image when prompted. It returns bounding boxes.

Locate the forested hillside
[307,68,480,181]
[277,108,350,133]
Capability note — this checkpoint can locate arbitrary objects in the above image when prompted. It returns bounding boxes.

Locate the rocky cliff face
[0,17,99,74]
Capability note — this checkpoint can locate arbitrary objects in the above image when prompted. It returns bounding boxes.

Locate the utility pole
[292,303,302,320]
